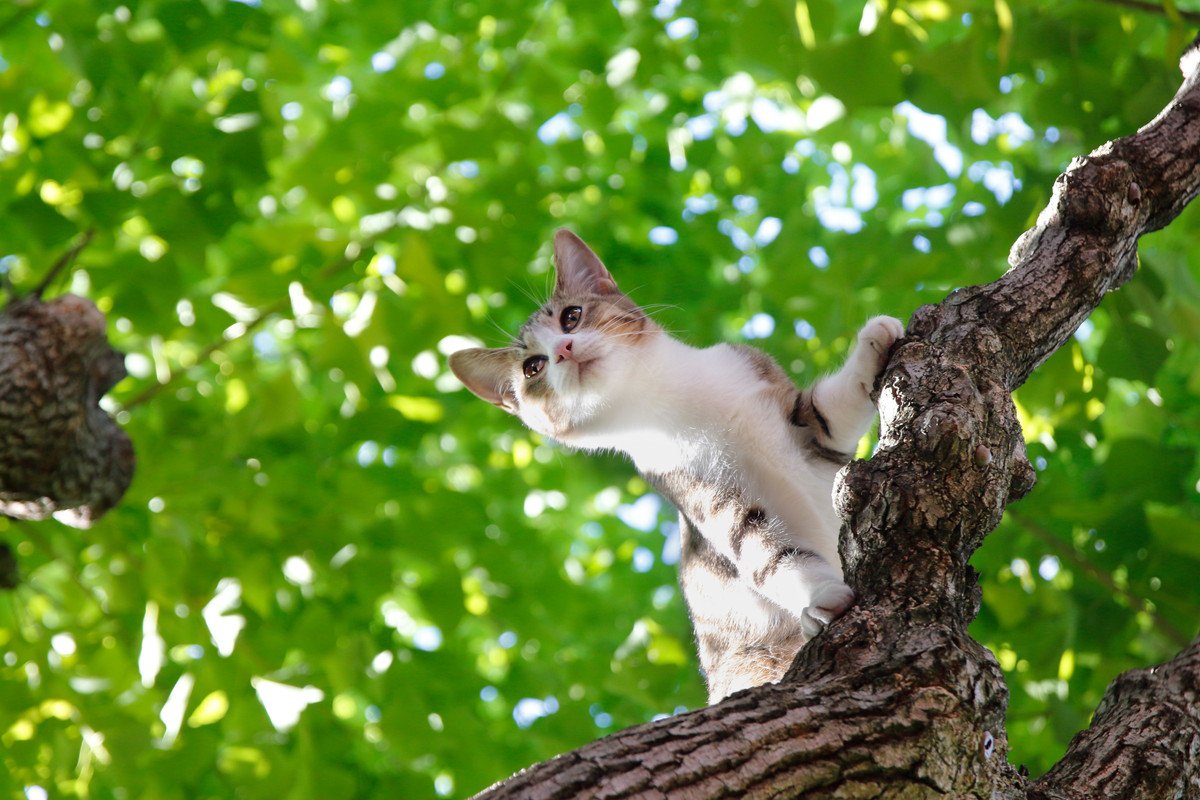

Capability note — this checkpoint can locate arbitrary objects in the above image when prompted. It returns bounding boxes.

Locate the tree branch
[0,290,133,528]
[1029,636,1200,800]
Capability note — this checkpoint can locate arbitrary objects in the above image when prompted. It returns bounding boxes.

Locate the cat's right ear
[449,348,519,414]
[553,229,619,295]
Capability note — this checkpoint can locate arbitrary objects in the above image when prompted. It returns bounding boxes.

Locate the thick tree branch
[1029,636,1200,800]
[473,43,1200,800]
[0,293,133,528]
[931,53,1200,390]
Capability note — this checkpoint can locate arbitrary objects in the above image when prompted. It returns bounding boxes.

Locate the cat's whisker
[589,324,653,341]
[639,303,683,315]
[509,278,549,309]
[482,315,521,347]
[591,317,685,340]
[620,289,683,317]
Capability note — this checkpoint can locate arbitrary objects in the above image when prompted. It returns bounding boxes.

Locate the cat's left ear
[449,348,519,414]
[553,229,619,295]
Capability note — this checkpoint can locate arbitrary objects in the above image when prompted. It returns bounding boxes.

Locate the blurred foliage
[0,0,1199,797]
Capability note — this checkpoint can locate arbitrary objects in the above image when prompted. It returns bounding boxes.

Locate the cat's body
[451,230,902,702]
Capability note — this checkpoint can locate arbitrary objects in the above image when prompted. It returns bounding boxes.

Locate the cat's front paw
[800,581,855,638]
[851,316,904,397]
[858,316,905,370]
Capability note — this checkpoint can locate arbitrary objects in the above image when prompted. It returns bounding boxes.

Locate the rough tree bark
[472,41,1200,800]
[0,238,134,530]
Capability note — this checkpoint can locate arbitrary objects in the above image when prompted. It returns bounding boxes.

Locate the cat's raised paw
[800,581,855,638]
[858,315,905,368]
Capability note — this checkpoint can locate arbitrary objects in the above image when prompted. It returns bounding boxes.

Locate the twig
[1008,509,1193,648]
[31,229,96,300]
[118,232,377,412]
[1091,0,1200,25]
[118,296,287,411]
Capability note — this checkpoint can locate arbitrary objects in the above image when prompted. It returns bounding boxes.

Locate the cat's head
[449,230,659,441]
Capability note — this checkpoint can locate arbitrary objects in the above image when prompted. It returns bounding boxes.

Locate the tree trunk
[472,39,1200,800]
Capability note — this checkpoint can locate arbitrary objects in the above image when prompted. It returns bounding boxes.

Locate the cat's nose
[555,338,574,363]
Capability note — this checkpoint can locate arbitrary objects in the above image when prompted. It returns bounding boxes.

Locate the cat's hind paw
[800,581,855,638]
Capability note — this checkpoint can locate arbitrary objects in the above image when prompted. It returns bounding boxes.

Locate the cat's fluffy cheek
[560,391,608,431]
[517,388,603,440]
[517,403,557,438]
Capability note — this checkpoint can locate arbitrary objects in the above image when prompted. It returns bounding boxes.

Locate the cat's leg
[807,315,904,454]
[682,513,813,703]
[727,512,856,639]
[734,443,858,639]
[747,545,855,638]
[799,580,857,637]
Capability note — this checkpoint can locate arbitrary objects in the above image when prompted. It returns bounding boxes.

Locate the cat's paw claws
[800,582,855,638]
[859,316,905,366]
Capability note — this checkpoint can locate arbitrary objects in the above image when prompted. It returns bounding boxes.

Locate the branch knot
[1059,157,1140,235]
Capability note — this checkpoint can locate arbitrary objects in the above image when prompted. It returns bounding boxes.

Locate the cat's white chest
[616,429,700,475]
[575,410,728,476]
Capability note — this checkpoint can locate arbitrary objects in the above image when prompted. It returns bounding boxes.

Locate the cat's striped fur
[450,230,903,703]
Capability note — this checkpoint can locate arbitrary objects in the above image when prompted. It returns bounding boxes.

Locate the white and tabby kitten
[451,230,903,703]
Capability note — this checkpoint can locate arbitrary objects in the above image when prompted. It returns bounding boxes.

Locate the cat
[450,229,903,703]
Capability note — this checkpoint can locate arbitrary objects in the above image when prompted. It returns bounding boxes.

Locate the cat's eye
[560,306,583,333]
[523,355,547,378]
